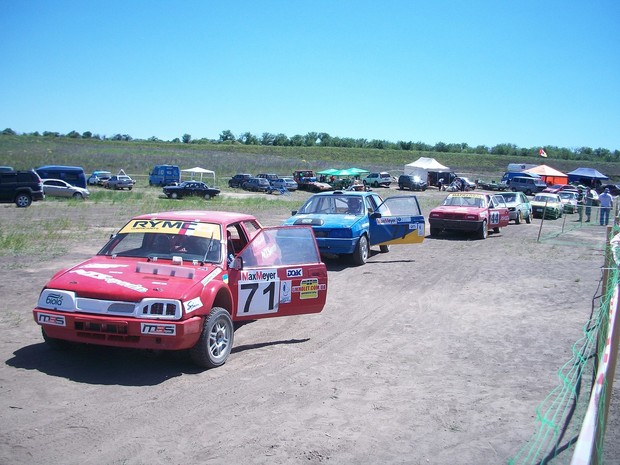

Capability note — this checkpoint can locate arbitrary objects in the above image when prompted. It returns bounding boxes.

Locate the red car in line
[428,192,510,239]
[33,211,328,369]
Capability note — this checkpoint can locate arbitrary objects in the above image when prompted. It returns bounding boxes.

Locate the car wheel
[351,235,369,266]
[72,192,83,199]
[525,189,532,196]
[171,192,178,199]
[204,193,212,200]
[515,210,522,224]
[493,226,501,234]
[15,193,32,208]
[379,244,390,253]
[525,211,532,224]
[478,220,488,240]
[189,307,234,368]
[373,181,379,188]
[430,226,441,237]
[128,187,132,191]
[398,184,403,190]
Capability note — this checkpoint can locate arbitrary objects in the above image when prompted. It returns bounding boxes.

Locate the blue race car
[282,191,425,265]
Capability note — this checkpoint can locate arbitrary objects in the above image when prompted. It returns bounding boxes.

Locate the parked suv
[398,174,428,191]
[0,170,45,207]
[363,172,392,188]
[242,177,271,192]
[509,176,547,195]
[256,173,279,185]
[228,173,252,188]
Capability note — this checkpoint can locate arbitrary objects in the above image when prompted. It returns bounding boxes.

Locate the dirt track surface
[1,195,618,464]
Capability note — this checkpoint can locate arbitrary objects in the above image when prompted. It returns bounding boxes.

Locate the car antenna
[200,232,215,265]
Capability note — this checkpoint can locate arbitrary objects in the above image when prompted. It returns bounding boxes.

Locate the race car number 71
[237,280,280,316]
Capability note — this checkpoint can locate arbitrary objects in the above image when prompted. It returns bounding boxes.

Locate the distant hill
[1,135,618,181]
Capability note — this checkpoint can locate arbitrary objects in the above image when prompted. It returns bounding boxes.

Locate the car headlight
[139,299,183,320]
[329,228,353,238]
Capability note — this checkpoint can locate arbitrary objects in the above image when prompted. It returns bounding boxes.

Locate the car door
[489,195,511,227]
[367,195,426,246]
[45,180,69,197]
[227,226,328,322]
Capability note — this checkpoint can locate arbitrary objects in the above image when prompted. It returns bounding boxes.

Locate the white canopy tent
[404,157,451,178]
[181,167,216,185]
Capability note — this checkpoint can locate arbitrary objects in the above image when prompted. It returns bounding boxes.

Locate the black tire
[430,226,441,237]
[373,181,379,188]
[15,193,31,208]
[398,184,403,190]
[204,193,212,200]
[515,210,522,225]
[478,220,488,240]
[379,244,390,253]
[171,192,178,199]
[525,211,532,224]
[351,235,369,266]
[128,186,132,191]
[493,226,501,234]
[72,192,83,199]
[189,307,234,368]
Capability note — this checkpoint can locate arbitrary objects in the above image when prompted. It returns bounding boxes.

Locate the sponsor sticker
[69,269,148,293]
[37,312,66,326]
[280,280,292,303]
[140,322,176,336]
[240,269,278,282]
[119,220,221,240]
[299,278,319,300]
[286,268,303,278]
[184,297,203,314]
[376,217,398,225]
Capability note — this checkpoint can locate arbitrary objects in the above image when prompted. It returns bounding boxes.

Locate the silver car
[496,191,532,224]
[42,179,90,199]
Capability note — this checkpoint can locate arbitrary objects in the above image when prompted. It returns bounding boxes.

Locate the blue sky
[1,1,618,150]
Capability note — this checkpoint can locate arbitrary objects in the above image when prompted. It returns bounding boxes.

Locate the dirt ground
[0,189,618,464]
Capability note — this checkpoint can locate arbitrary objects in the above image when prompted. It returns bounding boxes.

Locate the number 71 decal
[237,279,281,316]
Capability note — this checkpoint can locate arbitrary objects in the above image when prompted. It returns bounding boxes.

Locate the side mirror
[291,210,298,215]
[370,212,382,219]
[231,257,244,270]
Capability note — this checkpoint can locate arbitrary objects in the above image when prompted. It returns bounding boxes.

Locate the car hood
[44,256,224,302]
[284,213,363,228]
[430,205,486,215]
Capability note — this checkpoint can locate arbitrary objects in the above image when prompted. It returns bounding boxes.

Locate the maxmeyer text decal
[240,269,278,281]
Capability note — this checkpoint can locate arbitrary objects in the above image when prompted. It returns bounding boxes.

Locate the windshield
[98,220,224,263]
[299,195,365,215]
[534,195,557,202]
[499,193,517,202]
[441,194,485,208]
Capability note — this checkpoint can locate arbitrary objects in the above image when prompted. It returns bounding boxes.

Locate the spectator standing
[598,188,613,226]
[585,188,595,222]
[576,189,585,222]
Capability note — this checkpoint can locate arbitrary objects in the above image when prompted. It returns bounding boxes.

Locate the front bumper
[34,309,203,350]
[429,218,482,232]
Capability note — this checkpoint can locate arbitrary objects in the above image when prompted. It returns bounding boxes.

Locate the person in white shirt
[598,188,614,226]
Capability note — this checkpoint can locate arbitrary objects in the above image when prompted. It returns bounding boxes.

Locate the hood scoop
[136,262,194,279]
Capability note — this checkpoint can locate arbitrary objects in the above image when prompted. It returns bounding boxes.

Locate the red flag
[539,148,548,158]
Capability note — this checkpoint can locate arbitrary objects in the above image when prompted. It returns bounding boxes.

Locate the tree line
[2,127,618,162]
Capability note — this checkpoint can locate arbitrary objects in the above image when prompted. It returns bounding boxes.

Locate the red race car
[33,211,328,368]
[429,192,510,239]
